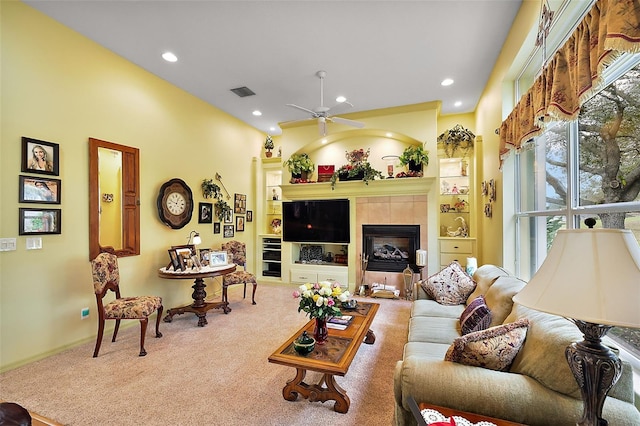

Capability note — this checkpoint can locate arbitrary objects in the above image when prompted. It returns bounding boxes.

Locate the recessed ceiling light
[252,110,262,116]
[441,78,454,86]
[321,139,328,144]
[386,132,393,137]
[162,52,178,62]
[269,126,276,132]
[454,101,462,107]
[336,96,346,103]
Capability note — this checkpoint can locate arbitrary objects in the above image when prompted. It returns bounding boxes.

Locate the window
[514,57,640,365]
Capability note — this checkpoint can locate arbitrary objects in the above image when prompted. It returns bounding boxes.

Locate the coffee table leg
[365,329,376,344]
[281,368,351,413]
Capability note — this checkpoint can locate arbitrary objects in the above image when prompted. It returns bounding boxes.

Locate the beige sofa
[394,264,640,426]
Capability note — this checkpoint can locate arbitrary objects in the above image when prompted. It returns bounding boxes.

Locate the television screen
[283,199,350,243]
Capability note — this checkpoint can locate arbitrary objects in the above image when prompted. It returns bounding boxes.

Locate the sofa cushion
[484,276,527,327]
[466,264,511,304]
[409,316,461,344]
[403,341,452,360]
[411,299,465,319]
[444,318,529,372]
[505,304,582,398]
[460,295,492,335]
[421,262,476,306]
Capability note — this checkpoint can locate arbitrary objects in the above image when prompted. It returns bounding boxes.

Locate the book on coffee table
[328,315,353,330]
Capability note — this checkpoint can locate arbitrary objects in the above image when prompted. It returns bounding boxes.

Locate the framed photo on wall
[19,208,61,235]
[234,193,246,214]
[21,137,60,176]
[223,224,234,238]
[198,202,213,224]
[214,222,221,234]
[236,215,245,232]
[246,210,253,222]
[224,209,233,224]
[19,176,61,204]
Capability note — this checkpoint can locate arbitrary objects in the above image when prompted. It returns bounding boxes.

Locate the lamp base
[566,320,622,426]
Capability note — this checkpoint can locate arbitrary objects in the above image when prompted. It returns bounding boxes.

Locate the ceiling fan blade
[329,116,365,128]
[286,103,318,116]
[318,117,327,136]
[326,101,354,115]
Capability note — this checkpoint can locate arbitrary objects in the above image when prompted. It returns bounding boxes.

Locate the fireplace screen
[362,225,420,272]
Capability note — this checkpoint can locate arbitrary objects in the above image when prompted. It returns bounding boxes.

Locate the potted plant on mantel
[264,135,274,158]
[437,124,475,158]
[284,153,315,183]
[398,144,429,177]
[330,148,383,189]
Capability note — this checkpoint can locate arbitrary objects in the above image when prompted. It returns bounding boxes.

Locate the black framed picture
[199,202,213,224]
[167,249,181,271]
[19,208,61,235]
[224,209,233,223]
[234,193,246,214]
[21,137,59,176]
[19,175,61,204]
[213,222,221,234]
[246,210,253,222]
[223,224,234,238]
[236,215,245,232]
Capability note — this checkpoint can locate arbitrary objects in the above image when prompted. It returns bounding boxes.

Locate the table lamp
[187,230,201,246]
[512,219,640,426]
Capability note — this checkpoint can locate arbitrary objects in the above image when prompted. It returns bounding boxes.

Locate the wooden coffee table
[268,301,379,413]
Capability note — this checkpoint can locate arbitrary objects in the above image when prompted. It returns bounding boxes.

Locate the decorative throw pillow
[420,262,476,305]
[444,318,529,371]
[459,295,492,335]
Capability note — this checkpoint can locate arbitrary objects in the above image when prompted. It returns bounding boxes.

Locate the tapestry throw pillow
[420,261,476,305]
[459,295,492,335]
[444,318,529,371]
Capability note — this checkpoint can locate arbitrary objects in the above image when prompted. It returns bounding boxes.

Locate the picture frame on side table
[199,248,211,266]
[223,224,234,238]
[19,176,61,204]
[167,249,181,271]
[209,251,228,266]
[19,208,61,235]
[21,137,60,176]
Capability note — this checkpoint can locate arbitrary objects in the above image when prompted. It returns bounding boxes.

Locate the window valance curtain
[499,0,640,165]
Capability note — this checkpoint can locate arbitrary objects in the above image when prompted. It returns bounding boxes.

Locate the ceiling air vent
[230,86,256,97]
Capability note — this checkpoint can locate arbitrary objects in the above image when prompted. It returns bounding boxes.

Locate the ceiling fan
[286,70,365,136]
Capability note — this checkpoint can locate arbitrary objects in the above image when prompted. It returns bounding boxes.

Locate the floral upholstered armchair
[221,240,257,305]
[90,252,163,357]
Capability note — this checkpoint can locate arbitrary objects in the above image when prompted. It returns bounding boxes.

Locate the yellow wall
[1,0,540,370]
[1,2,263,370]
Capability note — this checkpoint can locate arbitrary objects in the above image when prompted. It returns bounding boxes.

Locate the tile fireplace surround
[281,178,433,298]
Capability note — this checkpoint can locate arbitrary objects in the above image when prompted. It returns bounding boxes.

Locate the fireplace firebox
[362,225,420,273]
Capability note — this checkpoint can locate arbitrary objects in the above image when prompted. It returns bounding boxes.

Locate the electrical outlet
[0,238,17,251]
[81,307,90,320]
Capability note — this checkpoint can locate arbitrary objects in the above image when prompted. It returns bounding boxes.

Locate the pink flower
[292,290,300,298]
[327,298,335,307]
[313,282,320,290]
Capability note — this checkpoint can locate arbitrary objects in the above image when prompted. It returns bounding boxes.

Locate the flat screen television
[282,199,350,243]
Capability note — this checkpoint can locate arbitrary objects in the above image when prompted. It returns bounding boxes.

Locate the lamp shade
[513,229,640,328]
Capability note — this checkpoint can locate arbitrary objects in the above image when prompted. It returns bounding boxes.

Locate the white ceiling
[24,0,522,135]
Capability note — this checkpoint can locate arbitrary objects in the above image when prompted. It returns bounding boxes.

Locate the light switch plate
[0,238,17,251]
[26,237,42,250]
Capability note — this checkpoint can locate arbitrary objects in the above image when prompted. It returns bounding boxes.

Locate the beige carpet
[0,283,411,425]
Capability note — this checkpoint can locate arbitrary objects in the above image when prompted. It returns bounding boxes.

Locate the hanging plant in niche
[437,124,475,158]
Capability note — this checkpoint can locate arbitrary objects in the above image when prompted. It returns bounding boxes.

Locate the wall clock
[157,178,193,229]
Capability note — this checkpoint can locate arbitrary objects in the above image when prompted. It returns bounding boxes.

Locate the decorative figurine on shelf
[451,184,459,194]
[271,218,282,234]
[446,216,469,238]
[272,188,278,200]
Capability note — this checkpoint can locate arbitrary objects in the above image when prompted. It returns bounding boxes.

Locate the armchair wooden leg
[154,306,163,338]
[139,318,148,357]
[111,319,121,342]
[243,283,247,299]
[251,282,257,305]
[93,319,105,358]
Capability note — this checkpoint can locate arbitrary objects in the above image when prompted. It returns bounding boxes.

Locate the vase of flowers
[293,281,350,344]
